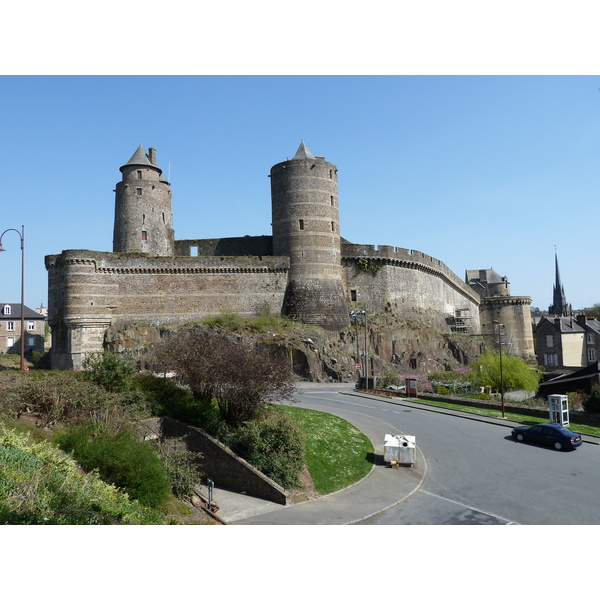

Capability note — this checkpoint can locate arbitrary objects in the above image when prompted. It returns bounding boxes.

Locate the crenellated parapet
[342,243,480,307]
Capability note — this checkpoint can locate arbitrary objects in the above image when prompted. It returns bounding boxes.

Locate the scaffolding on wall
[449,307,473,334]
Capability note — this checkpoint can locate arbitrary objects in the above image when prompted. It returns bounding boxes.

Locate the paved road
[301,385,600,525]
[228,383,600,525]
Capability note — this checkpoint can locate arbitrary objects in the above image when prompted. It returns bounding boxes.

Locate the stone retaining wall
[137,417,290,505]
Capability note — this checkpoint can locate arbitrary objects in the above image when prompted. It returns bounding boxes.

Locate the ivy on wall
[357,258,382,276]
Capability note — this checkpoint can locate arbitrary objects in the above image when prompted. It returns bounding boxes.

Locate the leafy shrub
[0,369,149,429]
[231,412,305,489]
[82,352,136,392]
[54,424,171,509]
[130,373,225,437]
[154,439,204,500]
[583,386,600,414]
[0,425,163,524]
[433,384,452,396]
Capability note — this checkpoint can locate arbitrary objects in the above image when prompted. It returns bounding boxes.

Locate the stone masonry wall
[137,417,289,504]
[342,244,481,325]
[45,249,289,368]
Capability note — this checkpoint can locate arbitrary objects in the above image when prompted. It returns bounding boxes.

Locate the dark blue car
[511,423,582,451]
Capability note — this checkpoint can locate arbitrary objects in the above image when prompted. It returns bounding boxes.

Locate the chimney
[149,147,157,165]
[554,317,562,331]
[576,313,586,327]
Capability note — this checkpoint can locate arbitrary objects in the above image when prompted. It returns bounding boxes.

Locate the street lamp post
[492,320,505,418]
[0,225,25,371]
[349,308,366,384]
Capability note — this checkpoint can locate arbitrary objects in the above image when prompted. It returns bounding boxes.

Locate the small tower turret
[113,144,174,256]
[270,141,349,330]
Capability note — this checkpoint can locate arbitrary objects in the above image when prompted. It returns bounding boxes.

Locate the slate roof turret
[120,144,163,175]
[293,140,314,160]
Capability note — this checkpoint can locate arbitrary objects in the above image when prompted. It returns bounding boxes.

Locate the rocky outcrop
[103,312,483,384]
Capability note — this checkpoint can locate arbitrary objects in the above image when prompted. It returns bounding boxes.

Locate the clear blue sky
[1,75,598,312]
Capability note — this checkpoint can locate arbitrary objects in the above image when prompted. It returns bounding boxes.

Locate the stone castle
[45,142,535,371]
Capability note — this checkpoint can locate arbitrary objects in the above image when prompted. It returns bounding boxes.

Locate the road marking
[419,489,519,525]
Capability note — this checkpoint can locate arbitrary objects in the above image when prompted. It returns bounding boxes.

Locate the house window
[587,334,594,344]
[350,290,357,302]
[137,170,143,179]
[588,349,596,362]
[27,336,35,347]
[141,231,147,241]
[136,188,143,196]
[27,321,35,331]
[7,321,14,331]
[299,219,304,230]
[7,336,14,348]
[2,305,11,315]
[546,335,554,348]
[545,354,557,367]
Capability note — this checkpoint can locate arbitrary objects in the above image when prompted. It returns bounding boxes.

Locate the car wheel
[554,441,563,451]
[516,433,524,442]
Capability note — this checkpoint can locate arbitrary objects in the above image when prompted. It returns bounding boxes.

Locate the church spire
[548,251,570,316]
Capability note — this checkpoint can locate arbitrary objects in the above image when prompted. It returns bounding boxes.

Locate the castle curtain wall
[46,250,289,369]
[342,244,481,328]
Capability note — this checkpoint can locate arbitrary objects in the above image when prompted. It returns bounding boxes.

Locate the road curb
[340,389,600,446]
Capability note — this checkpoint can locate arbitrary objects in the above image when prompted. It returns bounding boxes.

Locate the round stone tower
[270,141,349,330]
[113,144,174,256]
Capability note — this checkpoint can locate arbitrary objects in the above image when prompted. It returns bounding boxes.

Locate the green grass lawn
[405,397,600,437]
[276,405,375,495]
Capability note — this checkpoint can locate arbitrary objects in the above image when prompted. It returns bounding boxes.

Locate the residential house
[0,303,45,355]
[535,314,600,373]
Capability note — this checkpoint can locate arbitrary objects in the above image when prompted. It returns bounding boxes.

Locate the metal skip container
[383,434,416,466]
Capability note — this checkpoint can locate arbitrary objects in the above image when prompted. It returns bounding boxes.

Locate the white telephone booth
[548,394,569,426]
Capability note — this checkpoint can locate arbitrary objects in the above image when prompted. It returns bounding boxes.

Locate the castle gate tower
[270,141,349,330]
[113,144,174,256]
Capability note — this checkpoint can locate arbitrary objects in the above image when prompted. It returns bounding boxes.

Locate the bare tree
[148,327,296,426]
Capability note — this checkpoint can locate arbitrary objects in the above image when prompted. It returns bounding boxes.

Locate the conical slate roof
[293,140,314,160]
[120,144,161,172]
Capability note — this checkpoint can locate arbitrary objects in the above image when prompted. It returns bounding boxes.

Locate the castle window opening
[299,219,304,230]
[137,170,142,179]
[141,231,147,241]
[351,289,357,302]
[331,221,335,232]
[142,214,145,224]
[331,195,334,206]
[329,169,333,179]
[410,358,418,369]
[191,246,199,256]
[136,187,143,196]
